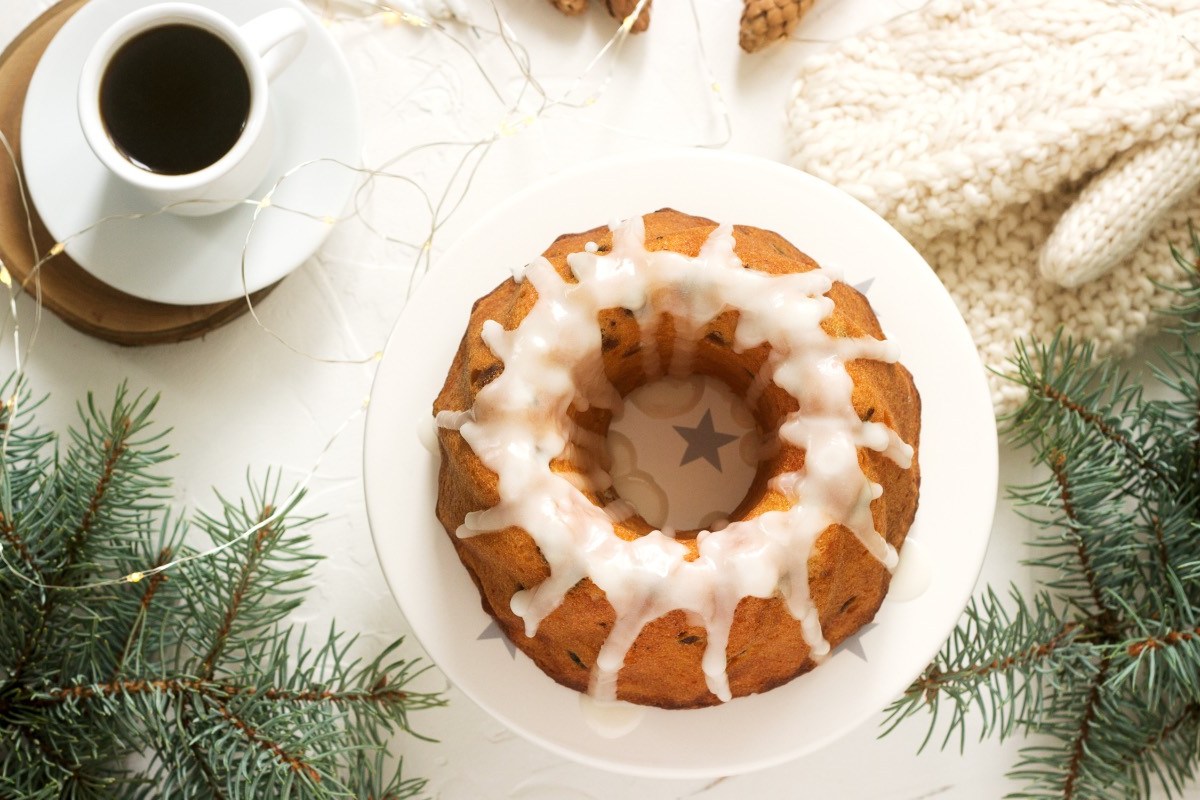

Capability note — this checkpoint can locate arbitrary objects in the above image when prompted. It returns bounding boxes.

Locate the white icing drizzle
[578,694,644,738]
[437,217,915,704]
[887,537,932,603]
[602,499,638,523]
[669,333,698,377]
[698,510,731,532]
[417,415,441,455]
[743,361,773,409]
[638,313,664,380]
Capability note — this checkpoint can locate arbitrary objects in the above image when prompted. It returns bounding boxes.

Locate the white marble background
[2,0,1157,797]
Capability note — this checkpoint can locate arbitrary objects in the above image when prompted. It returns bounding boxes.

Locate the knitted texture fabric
[787,0,1200,412]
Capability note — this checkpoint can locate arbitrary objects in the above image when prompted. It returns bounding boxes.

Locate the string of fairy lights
[0,0,1188,592]
[0,0,724,591]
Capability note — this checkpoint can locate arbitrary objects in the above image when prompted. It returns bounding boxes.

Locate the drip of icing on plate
[886,537,932,602]
[436,216,914,704]
[578,694,645,739]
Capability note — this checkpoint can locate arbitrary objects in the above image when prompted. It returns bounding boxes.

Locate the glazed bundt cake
[433,209,921,709]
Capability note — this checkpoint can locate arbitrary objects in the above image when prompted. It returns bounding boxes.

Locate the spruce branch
[196,503,286,680]
[1046,450,1118,623]
[882,587,1091,750]
[0,508,37,582]
[0,382,444,798]
[1061,655,1110,800]
[884,229,1200,798]
[1120,701,1200,797]
[111,545,174,680]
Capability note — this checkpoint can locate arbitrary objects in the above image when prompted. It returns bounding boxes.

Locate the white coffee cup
[77,4,308,217]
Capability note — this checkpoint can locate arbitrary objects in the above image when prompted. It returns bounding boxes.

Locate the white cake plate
[363,149,997,779]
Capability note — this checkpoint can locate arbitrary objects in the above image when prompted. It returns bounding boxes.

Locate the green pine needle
[0,381,445,798]
[884,226,1200,799]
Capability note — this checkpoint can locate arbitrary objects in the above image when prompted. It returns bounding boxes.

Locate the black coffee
[99,24,251,175]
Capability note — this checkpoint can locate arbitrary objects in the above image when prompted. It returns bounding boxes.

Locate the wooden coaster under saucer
[0,0,275,346]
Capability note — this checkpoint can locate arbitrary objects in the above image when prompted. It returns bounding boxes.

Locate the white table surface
[1,1,1141,797]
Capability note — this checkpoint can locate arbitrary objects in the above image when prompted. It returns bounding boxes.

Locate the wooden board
[0,0,275,346]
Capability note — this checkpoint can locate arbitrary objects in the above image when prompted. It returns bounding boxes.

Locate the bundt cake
[433,209,921,709]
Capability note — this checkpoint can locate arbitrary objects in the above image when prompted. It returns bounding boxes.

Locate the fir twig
[111,545,173,680]
[1048,451,1115,622]
[882,588,1089,751]
[0,383,444,798]
[30,676,417,709]
[197,505,279,680]
[884,227,1200,799]
[1120,701,1200,796]
[1061,656,1110,800]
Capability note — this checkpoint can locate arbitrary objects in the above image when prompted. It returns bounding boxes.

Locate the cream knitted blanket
[787,0,1200,412]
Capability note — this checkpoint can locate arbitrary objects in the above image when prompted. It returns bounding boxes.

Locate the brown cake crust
[433,208,921,708]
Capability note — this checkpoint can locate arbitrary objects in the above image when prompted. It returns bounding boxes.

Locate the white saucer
[21,0,361,306]
[363,149,998,778]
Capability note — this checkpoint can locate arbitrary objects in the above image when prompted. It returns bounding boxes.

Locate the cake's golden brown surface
[433,209,921,708]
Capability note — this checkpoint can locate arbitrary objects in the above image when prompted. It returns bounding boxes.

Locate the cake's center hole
[606,376,759,533]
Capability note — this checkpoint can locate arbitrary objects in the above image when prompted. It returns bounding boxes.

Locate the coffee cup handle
[240,8,309,82]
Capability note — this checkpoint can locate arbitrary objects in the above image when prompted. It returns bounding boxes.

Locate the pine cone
[547,0,587,15]
[544,0,651,32]
[607,0,651,32]
[740,0,815,53]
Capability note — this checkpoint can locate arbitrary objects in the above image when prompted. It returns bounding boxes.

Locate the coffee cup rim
[77,2,271,194]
